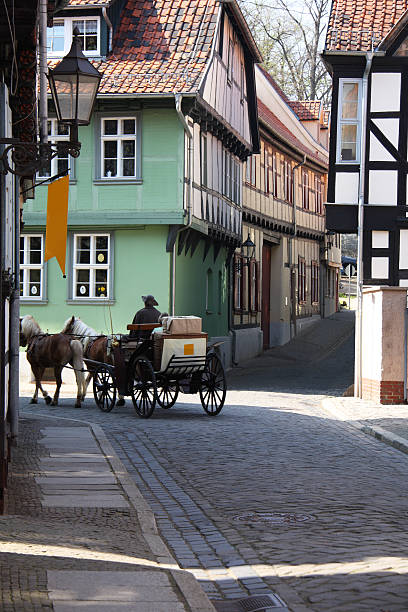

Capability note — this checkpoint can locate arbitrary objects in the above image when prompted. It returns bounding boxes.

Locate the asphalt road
[21,322,408,612]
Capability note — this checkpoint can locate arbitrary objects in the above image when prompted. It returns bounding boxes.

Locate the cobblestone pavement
[20,319,408,612]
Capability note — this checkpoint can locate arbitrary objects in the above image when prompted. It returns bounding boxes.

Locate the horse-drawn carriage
[85,318,227,418]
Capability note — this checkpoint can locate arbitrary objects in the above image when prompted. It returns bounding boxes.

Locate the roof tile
[325,0,408,51]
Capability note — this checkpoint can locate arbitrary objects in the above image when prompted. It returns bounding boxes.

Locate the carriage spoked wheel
[199,352,226,416]
[156,377,179,409]
[93,364,117,412]
[130,356,157,418]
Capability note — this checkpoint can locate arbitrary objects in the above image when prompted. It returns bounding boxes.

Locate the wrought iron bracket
[0,138,81,177]
[1,269,16,299]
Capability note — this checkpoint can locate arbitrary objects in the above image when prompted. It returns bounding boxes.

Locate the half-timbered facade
[230,66,340,361]
[323,0,408,286]
[21,0,261,366]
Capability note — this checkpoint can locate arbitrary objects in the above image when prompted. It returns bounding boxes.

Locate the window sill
[93,179,142,185]
[20,299,48,305]
[66,299,115,305]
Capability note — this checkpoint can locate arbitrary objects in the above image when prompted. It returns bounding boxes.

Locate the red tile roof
[67,0,112,5]
[322,109,330,128]
[59,0,260,95]
[288,100,322,121]
[257,99,327,168]
[325,0,408,51]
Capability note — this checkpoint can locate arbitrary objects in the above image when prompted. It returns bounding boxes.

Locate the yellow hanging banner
[44,174,69,276]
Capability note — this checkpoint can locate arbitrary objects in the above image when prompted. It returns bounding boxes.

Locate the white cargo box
[159,334,207,372]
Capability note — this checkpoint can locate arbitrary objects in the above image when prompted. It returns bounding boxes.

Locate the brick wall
[362,379,404,404]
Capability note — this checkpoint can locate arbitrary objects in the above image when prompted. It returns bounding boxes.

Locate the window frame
[302,170,310,210]
[37,119,73,180]
[245,156,256,187]
[298,256,306,304]
[20,234,46,301]
[336,78,362,164]
[70,232,114,302]
[282,158,293,203]
[234,254,244,311]
[47,16,101,58]
[96,114,142,182]
[311,260,319,304]
[227,39,234,85]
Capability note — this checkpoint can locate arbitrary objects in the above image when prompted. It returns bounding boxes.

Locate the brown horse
[20,315,86,407]
[61,316,126,406]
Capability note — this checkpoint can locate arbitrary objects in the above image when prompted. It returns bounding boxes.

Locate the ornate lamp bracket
[0,138,81,177]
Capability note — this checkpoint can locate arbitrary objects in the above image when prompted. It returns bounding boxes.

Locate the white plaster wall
[370,73,401,113]
[372,231,389,249]
[368,170,397,205]
[361,290,382,380]
[371,257,389,279]
[335,172,359,204]
[369,134,394,162]
[400,229,408,268]
[372,118,399,148]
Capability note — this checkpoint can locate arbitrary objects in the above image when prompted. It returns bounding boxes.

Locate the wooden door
[262,244,271,349]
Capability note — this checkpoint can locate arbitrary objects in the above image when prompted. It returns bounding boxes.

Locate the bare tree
[240,0,331,103]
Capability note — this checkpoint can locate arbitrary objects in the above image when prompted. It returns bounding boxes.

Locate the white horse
[20,315,87,407]
[61,316,126,406]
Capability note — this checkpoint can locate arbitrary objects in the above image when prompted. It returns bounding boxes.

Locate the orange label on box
[184,344,194,356]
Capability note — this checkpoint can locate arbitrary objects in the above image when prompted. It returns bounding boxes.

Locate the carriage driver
[130,295,161,338]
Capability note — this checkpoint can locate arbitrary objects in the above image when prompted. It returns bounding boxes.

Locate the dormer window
[47,17,100,57]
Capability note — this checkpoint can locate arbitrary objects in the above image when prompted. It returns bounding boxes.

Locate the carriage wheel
[130,356,157,418]
[199,353,226,416]
[157,378,179,409]
[93,364,116,412]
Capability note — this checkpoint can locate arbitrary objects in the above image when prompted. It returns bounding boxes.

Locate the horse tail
[70,339,86,398]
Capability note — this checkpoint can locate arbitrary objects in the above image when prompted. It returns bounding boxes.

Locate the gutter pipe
[39,0,48,144]
[102,8,113,53]
[355,52,373,399]
[171,93,194,315]
[289,154,306,339]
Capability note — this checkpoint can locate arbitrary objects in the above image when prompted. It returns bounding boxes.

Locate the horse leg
[70,339,86,406]
[84,372,93,398]
[51,367,63,406]
[31,367,51,404]
[116,395,125,406]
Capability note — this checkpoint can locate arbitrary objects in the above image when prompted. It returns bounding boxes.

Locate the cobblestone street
[19,317,408,612]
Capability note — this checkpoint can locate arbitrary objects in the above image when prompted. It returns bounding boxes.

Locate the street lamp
[48,27,101,142]
[0,28,101,177]
[241,233,256,261]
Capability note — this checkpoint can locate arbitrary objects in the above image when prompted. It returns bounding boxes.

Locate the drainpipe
[102,8,113,53]
[289,154,306,338]
[39,0,48,144]
[355,52,373,399]
[9,179,20,442]
[172,93,194,315]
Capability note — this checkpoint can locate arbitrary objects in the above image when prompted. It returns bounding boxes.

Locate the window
[234,254,243,310]
[47,17,100,57]
[337,79,361,163]
[73,234,110,299]
[73,19,98,52]
[282,159,293,203]
[201,132,208,187]
[302,171,309,209]
[20,235,44,300]
[249,259,259,312]
[227,39,234,84]
[240,64,245,103]
[206,268,213,312]
[298,257,306,303]
[101,118,137,179]
[223,150,241,204]
[311,261,319,304]
[315,175,323,214]
[271,152,278,197]
[38,120,70,179]
[245,156,256,186]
